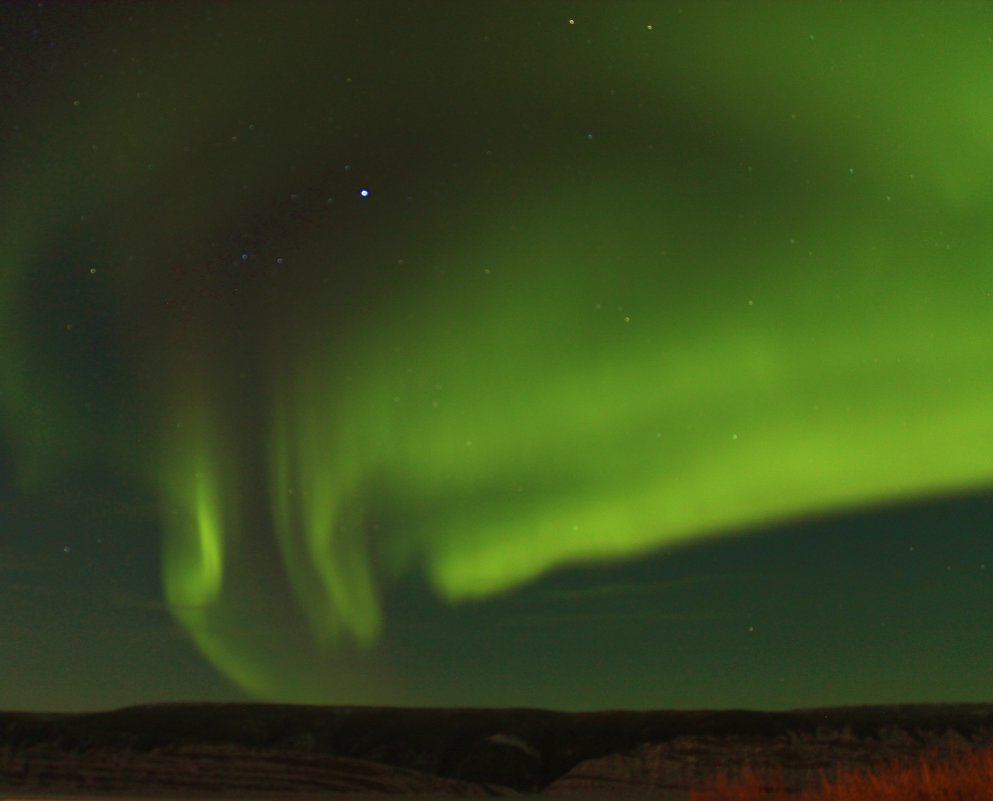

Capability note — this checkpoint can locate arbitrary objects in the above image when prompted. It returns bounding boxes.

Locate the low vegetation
[689,744,993,801]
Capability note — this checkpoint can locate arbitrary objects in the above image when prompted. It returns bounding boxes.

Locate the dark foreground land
[2,702,993,799]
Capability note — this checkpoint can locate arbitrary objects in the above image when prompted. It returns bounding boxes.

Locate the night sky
[2,1,993,713]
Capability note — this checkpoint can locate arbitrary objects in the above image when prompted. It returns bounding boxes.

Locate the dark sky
[2,1,993,713]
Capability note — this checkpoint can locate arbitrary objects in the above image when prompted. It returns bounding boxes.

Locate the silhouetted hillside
[2,702,993,797]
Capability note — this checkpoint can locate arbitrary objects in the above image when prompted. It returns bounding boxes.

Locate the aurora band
[2,4,993,699]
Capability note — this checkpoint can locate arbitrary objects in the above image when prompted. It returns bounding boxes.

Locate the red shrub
[689,744,993,801]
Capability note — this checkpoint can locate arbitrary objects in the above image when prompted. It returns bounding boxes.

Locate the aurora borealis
[3,1,993,712]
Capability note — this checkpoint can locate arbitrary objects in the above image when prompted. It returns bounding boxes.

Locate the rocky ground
[2,702,992,798]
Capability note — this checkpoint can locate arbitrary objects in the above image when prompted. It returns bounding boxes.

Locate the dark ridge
[3,702,993,794]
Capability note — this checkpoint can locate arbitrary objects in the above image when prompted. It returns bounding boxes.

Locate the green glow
[268,368,383,647]
[161,424,226,612]
[3,2,993,702]
[322,190,993,604]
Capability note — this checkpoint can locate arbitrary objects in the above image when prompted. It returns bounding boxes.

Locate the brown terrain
[2,703,993,799]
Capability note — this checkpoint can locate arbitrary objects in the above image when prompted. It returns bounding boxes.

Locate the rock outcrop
[545,726,983,799]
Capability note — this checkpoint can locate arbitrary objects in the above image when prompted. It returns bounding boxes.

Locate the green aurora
[2,2,993,707]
